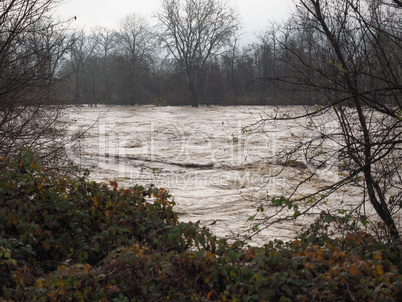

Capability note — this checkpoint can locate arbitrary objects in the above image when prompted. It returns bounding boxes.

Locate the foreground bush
[0,150,401,301]
[0,149,178,296]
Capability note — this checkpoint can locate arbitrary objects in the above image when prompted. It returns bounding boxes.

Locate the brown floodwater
[66,105,368,245]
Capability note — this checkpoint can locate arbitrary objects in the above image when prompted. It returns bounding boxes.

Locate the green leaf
[168,233,177,242]
[4,251,11,259]
[256,255,265,268]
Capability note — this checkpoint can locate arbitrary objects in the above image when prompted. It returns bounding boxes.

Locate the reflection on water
[66,105,361,245]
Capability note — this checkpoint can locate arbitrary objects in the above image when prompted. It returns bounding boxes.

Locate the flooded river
[66,105,364,245]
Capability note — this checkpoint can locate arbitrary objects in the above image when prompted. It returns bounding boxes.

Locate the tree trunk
[189,82,198,107]
[310,0,400,240]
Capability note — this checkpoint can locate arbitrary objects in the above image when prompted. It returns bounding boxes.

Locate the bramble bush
[0,149,401,301]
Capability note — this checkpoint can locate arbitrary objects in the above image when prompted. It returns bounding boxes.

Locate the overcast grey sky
[56,0,293,43]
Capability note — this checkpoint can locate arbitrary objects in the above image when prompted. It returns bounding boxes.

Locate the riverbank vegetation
[0,150,401,301]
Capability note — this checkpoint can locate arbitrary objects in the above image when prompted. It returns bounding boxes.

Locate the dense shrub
[0,150,401,301]
[0,149,178,297]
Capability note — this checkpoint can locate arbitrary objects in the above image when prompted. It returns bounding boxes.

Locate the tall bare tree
[64,30,96,103]
[116,14,156,104]
[0,0,73,163]
[155,0,240,106]
[248,0,402,240]
[91,27,117,102]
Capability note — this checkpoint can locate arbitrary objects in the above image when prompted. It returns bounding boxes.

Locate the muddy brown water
[66,105,368,245]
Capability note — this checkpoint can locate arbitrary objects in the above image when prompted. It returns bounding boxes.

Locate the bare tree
[64,30,96,103]
[219,34,241,102]
[155,0,240,106]
[91,27,117,102]
[116,13,156,104]
[0,0,74,163]
[248,0,402,240]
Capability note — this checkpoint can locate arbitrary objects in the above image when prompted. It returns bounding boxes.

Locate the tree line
[7,0,398,108]
[61,22,285,106]
[59,0,325,107]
